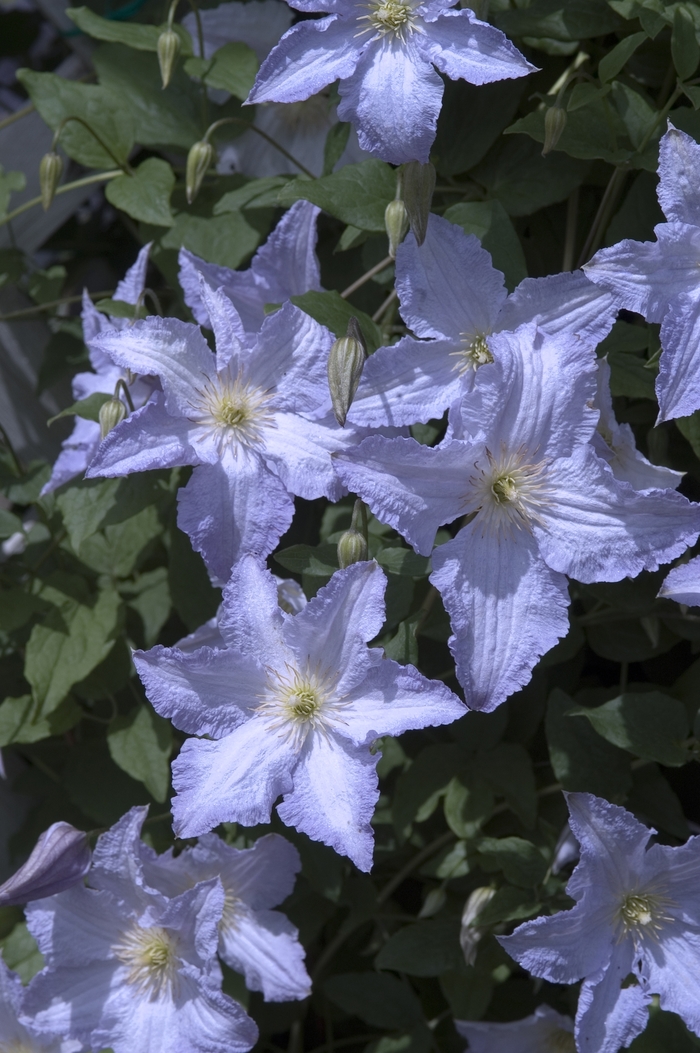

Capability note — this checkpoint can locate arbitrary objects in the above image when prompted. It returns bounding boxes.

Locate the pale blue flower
[349,213,617,429]
[176,577,307,653]
[335,323,700,711]
[0,822,90,907]
[659,555,700,607]
[584,125,700,422]
[179,200,323,334]
[86,283,362,581]
[0,957,78,1053]
[456,1004,575,1053]
[134,557,465,870]
[246,0,534,165]
[41,243,156,495]
[500,793,700,1053]
[22,811,258,1053]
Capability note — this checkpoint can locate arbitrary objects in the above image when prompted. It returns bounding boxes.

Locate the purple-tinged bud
[0,822,91,906]
[402,161,435,247]
[542,104,567,156]
[186,140,214,205]
[39,151,63,211]
[157,27,181,89]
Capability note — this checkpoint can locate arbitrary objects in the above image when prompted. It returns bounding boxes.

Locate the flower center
[616,891,674,941]
[451,333,494,375]
[465,446,552,538]
[113,924,179,996]
[549,1031,576,1053]
[192,371,273,452]
[357,0,419,41]
[221,885,242,932]
[255,662,344,749]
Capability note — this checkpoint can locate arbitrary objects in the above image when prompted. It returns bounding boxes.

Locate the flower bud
[157,27,182,89]
[542,104,567,156]
[402,160,436,247]
[418,886,446,919]
[39,150,63,211]
[459,885,496,965]
[385,198,409,259]
[99,396,127,440]
[337,527,368,569]
[327,317,367,427]
[186,140,214,205]
[0,822,91,907]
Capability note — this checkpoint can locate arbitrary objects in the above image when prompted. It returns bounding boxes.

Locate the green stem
[0,422,23,476]
[341,255,393,299]
[0,103,35,133]
[0,288,114,322]
[203,117,316,180]
[53,117,132,175]
[0,171,121,231]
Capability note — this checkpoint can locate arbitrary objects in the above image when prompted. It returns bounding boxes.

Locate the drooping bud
[418,886,446,919]
[99,396,127,440]
[39,150,63,211]
[542,104,567,156]
[385,198,410,259]
[459,886,496,966]
[327,317,367,427]
[186,139,214,205]
[337,498,369,569]
[551,822,579,875]
[402,160,436,246]
[0,822,91,907]
[157,26,182,89]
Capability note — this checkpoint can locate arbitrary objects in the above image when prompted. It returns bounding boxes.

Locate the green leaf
[392,744,468,837]
[443,772,494,839]
[214,176,292,213]
[67,7,193,54]
[383,615,420,666]
[569,691,689,766]
[443,201,527,291]
[185,41,258,100]
[105,157,175,227]
[677,411,700,458]
[546,688,632,797]
[605,170,664,246]
[0,921,43,983]
[440,968,493,1021]
[63,738,153,824]
[432,79,523,176]
[0,166,26,218]
[611,81,660,165]
[470,135,589,217]
[494,0,623,41]
[599,30,648,82]
[473,743,537,829]
[672,6,700,81]
[16,69,133,169]
[375,547,430,577]
[277,160,396,232]
[507,97,632,165]
[37,329,89,395]
[599,320,656,399]
[24,576,121,717]
[57,477,121,549]
[323,122,351,176]
[0,510,22,538]
[586,617,677,662]
[93,297,142,319]
[290,290,383,354]
[161,211,261,270]
[274,542,338,577]
[78,505,163,577]
[627,764,689,839]
[108,703,173,802]
[477,836,548,888]
[629,1005,700,1051]
[366,1028,433,1053]
[375,918,463,976]
[474,885,541,926]
[324,972,424,1029]
[168,522,221,631]
[124,567,172,647]
[0,694,81,746]
[48,391,111,426]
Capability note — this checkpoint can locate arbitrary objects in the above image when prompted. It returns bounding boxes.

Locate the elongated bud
[402,161,436,247]
[418,887,446,919]
[99,396,127,440]
[186,140,214,205]
[542,104,567,156]
[39,151,63,211]
[385,198,410,259]
[337,498,369,569]
[459,886,496,966]
[0,822,91,906]
[327,317,367,427]
[157,27,181,89]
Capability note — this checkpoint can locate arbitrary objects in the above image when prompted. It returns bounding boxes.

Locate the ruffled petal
[219,906,311,1001]
[659,555,700,607]
[263,411,358,501]
[192,832,301,910]
[657,124,700,228]
[656,290,700,421]
[248,17,361,104]
[251,303,332,416]
[497,269,617,348]
[499,899,614,986]
[86,394,196,478]
[217,555,289,664]
[575,940,650,1053]
[418,7,534,84]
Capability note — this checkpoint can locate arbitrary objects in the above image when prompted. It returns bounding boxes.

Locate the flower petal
[251,201,323,304]
[418,8,534,84]
[250,303,332,416]
[497,269,617,348]
[575,940,650,1053]
[217,555,289,664]
[659,555,700,607]
[263,411,358,501]
[183,0,293,62]
[87,394,196,478]
[499,899,613,986]
[192,832,301,910]
[219,906,311,1001]
[248,17,361,104]
[656,290,700,421]
[657,124,700,228]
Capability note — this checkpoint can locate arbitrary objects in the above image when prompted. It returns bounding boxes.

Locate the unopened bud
[459,886,496,965]
[157,27,182,88]
[337,527,368,569]
[542,104,567,156]
[402,160,436,247]
[327,317,367,427]
[186,139,214,205]
[99,396,127,440]
[39,151,63,211]
[385,198,409,259]
[0,822,91,907]
[418,887,446,919]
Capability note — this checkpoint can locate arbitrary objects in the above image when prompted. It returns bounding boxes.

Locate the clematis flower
[134,557,465,870]
[349,213,617,429]
[0,956,79,1053]
[584,125,700,422]
[22,813,258,1053]
[455,1004,575,1053]
[0,821,90,907]
[335,323,700,711]
[85,282,362,582]
[659,555,700,607]
[176,576,307,653]
[41,244,156,494]
[246,0,535,166]
[179,200,323,334]
[499,793,700,1053]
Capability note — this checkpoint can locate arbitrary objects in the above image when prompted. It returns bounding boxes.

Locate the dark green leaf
[290,290,382,353]
[471,136,589,217]
[599,31,648,82]
[375,918,462,976]
[475,885,541,926]
[185,41,258,100]
[383,615,420,666]
[323,122,351,177]
[474,743,537,829]
[0,922,43,983]
[0,166,25,218]
[477,836,548,888]
[494,0,623,41]
[324,972,423,1029]
[569,691,689,766]
[627,764,689,839]
[67,7,192,54]
[672,6,700,81]
[376,548,430,577]
[214,177,292,213]
[168,522,221,631]
[48,392,111,426]
[108,704,173,802]
[0,694,81,746]
[274,542,338,577]
[507,98,631,165]
[161,211,261,270]
[63,738,153,824]
[105,158,175,227]
[433,79,523,176]
[278,160,396,232]
[393,744,468,837]
[443,772,494,839]
[546,688,632,797]
[444,201,527,291]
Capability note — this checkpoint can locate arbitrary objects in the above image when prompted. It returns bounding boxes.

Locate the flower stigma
[113,924,179,997]
[356,0,420,41]
[465,445,552,538]
[548,1031,576,1053]
[221,885,242,932]
[256,662,347,749]
[192,370,274,453]
[450,333,494,374]
[616,890,674,941]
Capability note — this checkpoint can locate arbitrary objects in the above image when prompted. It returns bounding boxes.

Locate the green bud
[99,396,127,440]
[39,151,63,212]
[385,198,410,259]
[157,27,181,89]
[327,317,367,427]
[542,104,567,157]
[459,886,496,966]
[402,161,436,247]
[337,528,368,569]
[186,140,214,205]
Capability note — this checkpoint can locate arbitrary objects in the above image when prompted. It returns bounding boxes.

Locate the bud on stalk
[327,316,367,427]
[157,27,182,89]
[402,160,436,247]
[337,498,369,569]
[39,151,63,211]
[0,822,91,907]
[99,396,127,440]
[186,139,215,205]
[542,104,567,156]
[459,886,496,965]
[385,198,410,259]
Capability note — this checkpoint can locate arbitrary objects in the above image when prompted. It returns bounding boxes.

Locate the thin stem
[204,117,316,179]
[0,423,23,476]
[576,166,627,267]
[562,186,579,272]
[0,289,114,322]
[53,117,132,175]
[0,171,121,231]
[341,255,393,299]
[0,103,35,132]
[115,378,136,413]
[372,286,398,323]
[377,829,455,907]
